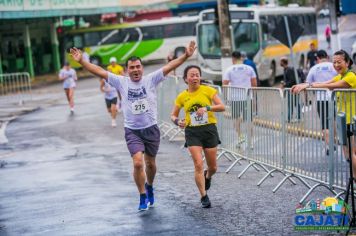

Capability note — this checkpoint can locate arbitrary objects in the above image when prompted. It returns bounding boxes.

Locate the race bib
[132,99,149,115]
[190,112,208,126]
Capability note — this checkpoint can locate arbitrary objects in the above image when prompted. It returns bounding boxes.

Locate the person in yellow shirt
[292,50,356,178]
[171,65,225,208]
[107,57,124,76]
[107,57,124,112]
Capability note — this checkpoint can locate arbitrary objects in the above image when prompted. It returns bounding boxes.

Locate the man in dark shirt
[280,57,297,88]
[280,57,300,122]
[306,43,318,70]
[241,51,259,86]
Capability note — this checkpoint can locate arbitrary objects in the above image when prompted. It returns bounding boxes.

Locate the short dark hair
[125,56,142,67]
[280,57,288,66]
[64,62,70,66]
[183,65,201,81]
[232,51,242,60]
[317,50,328,59]
[334,50,354,69]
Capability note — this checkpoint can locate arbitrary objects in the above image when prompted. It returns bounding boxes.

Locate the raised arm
[162,41,196,76]
[70,48,108,80]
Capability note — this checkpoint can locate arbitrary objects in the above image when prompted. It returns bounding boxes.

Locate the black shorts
[105,97,117,109]
[230,100,252,121]
[316,101,335,130]
[184,124,221,148]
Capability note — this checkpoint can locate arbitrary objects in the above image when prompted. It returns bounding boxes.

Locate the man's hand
[70,48,83,63]
[185,41,196,58]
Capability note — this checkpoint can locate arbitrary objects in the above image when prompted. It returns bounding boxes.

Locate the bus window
[141,25,163,40]
[73,35,83,48]
[260,16,269,47]
[84,32,101,46]
[125,28,140,42]
[100,30,121,45]
[198,24,220,57]
[233,22,259,57]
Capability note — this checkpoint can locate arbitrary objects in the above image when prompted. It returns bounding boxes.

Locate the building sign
[0,0,119,11]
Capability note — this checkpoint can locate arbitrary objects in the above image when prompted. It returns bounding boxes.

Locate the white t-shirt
[223,64,256,101]
[306,62,337,100]
[59,68,77,89]
[103,80,118,100]
[108,69,166,129]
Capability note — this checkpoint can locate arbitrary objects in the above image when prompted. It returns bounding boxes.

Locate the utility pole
[328,0,341,51]
[217,0,233,80]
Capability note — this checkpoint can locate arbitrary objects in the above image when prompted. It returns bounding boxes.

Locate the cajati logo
[294,197,350,231]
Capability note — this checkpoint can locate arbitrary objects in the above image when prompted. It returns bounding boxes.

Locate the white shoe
[111,120,117,127]
[70,108,74,114]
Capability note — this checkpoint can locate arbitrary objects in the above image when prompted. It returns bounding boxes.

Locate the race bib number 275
[132,99,149,115]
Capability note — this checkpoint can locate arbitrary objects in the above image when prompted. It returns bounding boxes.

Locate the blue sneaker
[145,183,154,207]
[138,194,148,211]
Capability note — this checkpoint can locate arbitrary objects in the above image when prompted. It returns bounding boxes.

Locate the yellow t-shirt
[332,71,356,124]
[175,85,217,127]
[107,64,124,75]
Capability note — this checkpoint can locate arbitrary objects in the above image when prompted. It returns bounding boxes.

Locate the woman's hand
[177,119,186,129]
[196,107,207,116]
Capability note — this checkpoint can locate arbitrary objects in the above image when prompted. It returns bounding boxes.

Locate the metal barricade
[157,75,186,141]
[279,89,339,201]
[0,72,32,104]
[330,89,356,194]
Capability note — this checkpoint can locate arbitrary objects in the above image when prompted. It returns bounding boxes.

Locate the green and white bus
[197,5,317,85]
[63,15,198,68]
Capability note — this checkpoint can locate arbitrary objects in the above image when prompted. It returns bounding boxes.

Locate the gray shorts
[124,124,160,157]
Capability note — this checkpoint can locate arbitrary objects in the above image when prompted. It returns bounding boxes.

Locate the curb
[0,106,41,145]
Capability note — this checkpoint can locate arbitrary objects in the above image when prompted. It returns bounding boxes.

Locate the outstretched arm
[70,48,108,80]
[162,41,196,76]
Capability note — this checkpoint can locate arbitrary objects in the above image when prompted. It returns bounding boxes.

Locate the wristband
[206,106,211,111]
[174,118,179,126]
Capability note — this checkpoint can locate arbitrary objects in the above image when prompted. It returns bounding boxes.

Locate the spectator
[241,51,259,85]
[306,50,337,155]
[325,24,331,49]
[280,57,301,122]
[306,43,318,70]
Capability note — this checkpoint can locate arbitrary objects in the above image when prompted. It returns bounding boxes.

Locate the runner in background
[58,62,78,114]
[100,78,118,127]
[107,57,124,112]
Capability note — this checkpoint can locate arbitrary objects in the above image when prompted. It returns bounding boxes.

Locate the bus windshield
[198,22,259,58]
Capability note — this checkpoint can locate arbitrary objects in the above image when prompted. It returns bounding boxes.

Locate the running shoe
[204,170,211,190]
[111,119,117,127]
[201,194,211,208]
[138,194,148,211]
[70,107,74,115]
[145,183,154,207]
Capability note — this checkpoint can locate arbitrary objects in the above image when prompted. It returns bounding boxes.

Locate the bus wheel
[90,56,101,66]
[268,62,276,87]
[174,47,186,58]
